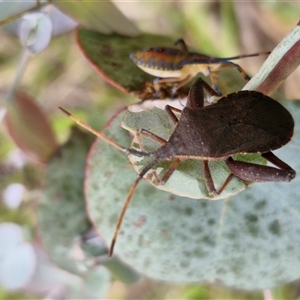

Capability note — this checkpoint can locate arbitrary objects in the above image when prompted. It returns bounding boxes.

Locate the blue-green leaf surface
[85,100,300,290]
[38,127,94,275]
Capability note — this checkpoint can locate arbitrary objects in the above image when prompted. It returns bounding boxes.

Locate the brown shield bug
[59,78,295,256]
[130,38,270,95]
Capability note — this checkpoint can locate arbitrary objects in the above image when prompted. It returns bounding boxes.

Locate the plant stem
[6,49,31,104]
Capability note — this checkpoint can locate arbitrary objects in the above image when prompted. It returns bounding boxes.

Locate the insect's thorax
[166,108,220,159]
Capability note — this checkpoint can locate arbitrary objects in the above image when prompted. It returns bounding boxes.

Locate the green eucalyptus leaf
[80,233,108,257]
[84,266,111,299]
[53,1,139,36]
[102,257,141,284]
[38,127,95,275]
[85,100,300,290]
[76,28,246,100]
[76,28,181,100]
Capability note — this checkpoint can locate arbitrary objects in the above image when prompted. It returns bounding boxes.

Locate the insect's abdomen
[130,48,187,78]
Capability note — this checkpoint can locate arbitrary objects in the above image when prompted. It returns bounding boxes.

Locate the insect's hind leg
[216,61,251,82]
[225,155,295,182]
[261,152,296,180]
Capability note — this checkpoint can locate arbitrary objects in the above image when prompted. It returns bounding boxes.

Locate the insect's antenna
[218,51,271,61]
[59,107,127,153]
[59,106,156,257]
[109,159,158,256]
[184,52,271,66]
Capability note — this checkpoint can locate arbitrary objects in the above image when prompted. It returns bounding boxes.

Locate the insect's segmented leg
[164,105,182,125]
[201,76,222,97]
[202,160,218,196]
[261,152,295,172]
[153,75,192,98]
[134,128,167,182]
[207,70,220,91]
[133,106,182,188]
[159,158,181,185]
[135,128,167,152]
[145,158,181,186]
[216,173,237,195]
[225,156,295,182]
[174,38,189,55]
[152,77,182,99]
[203,161,245,196]
[216,61,251,81]
[187,77,221,109]
[172,75,193,94]
[153,78,163,98]
[261,152,296,181]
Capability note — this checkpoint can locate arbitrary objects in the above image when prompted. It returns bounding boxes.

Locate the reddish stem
[257,39,300,95]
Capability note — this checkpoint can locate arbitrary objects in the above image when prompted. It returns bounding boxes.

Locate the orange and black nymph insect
[130,38,270,95]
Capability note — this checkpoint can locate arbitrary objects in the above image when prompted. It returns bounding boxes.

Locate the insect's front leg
[153,77,180,99]
[164,105,182,125]
[135,129,180,187]
[135,128,167,152]
[153,78,163,99]
[170,75,193,98]
[206,68,220,92]
[153,76,191,99]
[158,158,181,184]
[134,128,167,186]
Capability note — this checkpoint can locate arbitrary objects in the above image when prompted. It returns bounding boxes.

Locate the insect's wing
[213,91,294,156]
[170,91,294,159]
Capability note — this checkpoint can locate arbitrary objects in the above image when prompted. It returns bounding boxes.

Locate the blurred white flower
[3,183,26,209]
